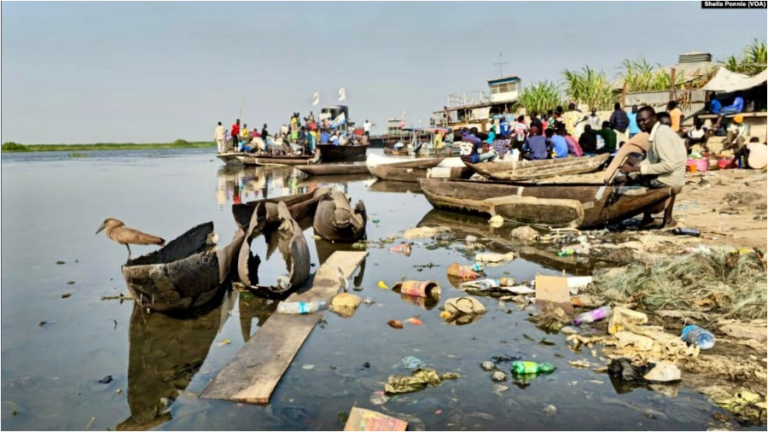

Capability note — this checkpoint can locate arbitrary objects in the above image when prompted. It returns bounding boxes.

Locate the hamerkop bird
[96,218,165,259]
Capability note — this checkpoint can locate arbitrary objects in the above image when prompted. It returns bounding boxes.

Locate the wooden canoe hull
[369,164,473,183]
[296,164,370,176]
[313,191,367,242]
[232,189,330,231]
[419,178,677,229]
[315,144,368,162]
[466,154,610,181]
[216,153,247,165]
[122,223,245,312]
[367,154,445,169]
[237,154,318,166]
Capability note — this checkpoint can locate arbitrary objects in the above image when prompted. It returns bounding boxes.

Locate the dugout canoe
[313,190,367,242]
[465,154,610,181]
[295,164,370,176]
[369,163,473,182]
[122,222,245,312]
[232,188,331,230]
[237,151,321,166]
[315,144,368,162]
[366,153,445,169]
[418,178,680,229]
[216,152,247,165]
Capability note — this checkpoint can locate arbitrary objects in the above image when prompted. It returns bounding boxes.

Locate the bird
[95,218,165,259]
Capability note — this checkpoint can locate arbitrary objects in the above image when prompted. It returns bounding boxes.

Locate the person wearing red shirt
[231,119,241,150]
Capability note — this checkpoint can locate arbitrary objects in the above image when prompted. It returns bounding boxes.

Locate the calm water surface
[1,149,738,430]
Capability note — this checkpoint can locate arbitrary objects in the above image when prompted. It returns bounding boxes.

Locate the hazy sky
[2,2,765,144]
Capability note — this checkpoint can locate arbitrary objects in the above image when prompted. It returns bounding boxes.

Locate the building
[432,76,521,132]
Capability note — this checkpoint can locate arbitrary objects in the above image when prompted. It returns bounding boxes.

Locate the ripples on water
[1,149,734,430]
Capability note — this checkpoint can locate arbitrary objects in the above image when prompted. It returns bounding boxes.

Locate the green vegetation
[562,66,615,110]
[1,140,215,153]
[724,39,767,76]
[513,81,564,114]
[617,58,694,92]
[67,152,90,158]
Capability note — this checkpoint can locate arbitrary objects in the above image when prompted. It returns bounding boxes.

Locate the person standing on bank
[619,106,686,227]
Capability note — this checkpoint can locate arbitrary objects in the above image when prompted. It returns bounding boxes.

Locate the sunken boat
[313,190,367,242]
[122,222,245,312]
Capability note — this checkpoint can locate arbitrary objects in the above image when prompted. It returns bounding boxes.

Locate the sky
[2,2,765,144]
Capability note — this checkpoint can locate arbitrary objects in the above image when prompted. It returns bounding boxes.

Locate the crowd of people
[214,112,369,156]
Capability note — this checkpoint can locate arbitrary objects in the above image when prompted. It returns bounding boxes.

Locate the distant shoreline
[1,140,216,153]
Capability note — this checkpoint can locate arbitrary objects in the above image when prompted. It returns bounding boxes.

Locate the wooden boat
[232,188,330,230]
[238,201,311,294]
[315,144,368,162]
[216,152,247,165]
[295,164,370,176]
[369,163,473,182]
[122,222,245,312]
[313,190,367,242]
[366,153,444,169]
[237,151,320,166]
[419,178,680,229]
[465,154,610,181]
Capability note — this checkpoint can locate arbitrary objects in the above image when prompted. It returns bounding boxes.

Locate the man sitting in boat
[521,125,549,160]
[459,127,495,163]
[619,106,686,227]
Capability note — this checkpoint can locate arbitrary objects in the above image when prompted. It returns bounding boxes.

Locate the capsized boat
[465,154,610,181]
[419,178,680,229]
[313,190,367,242]
[232,188,330,230]
[122,222,245,312]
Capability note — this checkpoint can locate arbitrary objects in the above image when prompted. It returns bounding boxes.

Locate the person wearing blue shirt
[627,105,641,138]
[547,129,569,158]
[708,93,722,114]
[720,92,744,115]
[522,125,549,160]
[320,129,330,144]
[459,127,495,163]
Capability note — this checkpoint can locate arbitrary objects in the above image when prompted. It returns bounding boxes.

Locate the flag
[312,92,320,106]
[398,111,406,128]
[338,87,346,101]
[330,112,347,128]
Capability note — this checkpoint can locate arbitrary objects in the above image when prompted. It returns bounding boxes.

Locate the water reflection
[118,292,236,431]
[215,166,299,207]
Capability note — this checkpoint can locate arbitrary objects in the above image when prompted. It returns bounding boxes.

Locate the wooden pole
[669,68,676,102]
[620,83,627,108]
[238,93,245,120]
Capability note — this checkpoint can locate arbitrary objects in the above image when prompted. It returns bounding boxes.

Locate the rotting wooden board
[200,251,368,404]
[343,407,408,431]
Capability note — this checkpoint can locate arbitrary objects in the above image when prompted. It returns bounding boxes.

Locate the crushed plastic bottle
[681,325,715,350]
[477,278,515,290]
[277,300,327,315]
[573,306,613,326]
[510,361,555,375]
[447,263,484,280]
[557,249,575,257]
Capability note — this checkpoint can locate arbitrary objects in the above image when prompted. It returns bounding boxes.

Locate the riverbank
[1,140,215,153]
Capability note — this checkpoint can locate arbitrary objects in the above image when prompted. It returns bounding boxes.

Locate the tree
[562,66,615,110]
[512,81,564,114]
[724,39,767,76]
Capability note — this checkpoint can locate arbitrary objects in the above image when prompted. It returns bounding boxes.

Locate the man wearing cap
[722,115,749,150]
[619,106,686,227]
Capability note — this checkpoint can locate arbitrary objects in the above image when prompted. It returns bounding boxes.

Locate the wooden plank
[200,251,368,404]
[343,408,408,432]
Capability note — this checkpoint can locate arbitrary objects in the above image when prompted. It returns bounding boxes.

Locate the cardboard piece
[534,275,573,312]
[343,408,408,432]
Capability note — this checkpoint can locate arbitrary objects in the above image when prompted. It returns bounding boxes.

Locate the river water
[1,149,741,430]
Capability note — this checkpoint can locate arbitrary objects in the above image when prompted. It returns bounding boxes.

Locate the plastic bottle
[681,325,715,350]
[447,263,484,280]
[573,306,613,326]
[277,300,327,315]
[557,249,575,257]
[477,278,515,290]
[672,228,701,237]
[511,361,555,375]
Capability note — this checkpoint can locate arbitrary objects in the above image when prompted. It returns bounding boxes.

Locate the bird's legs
[125,244,132,261]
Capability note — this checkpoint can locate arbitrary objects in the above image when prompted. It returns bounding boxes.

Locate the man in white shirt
[213,122,225,153]
[363,120,372,137]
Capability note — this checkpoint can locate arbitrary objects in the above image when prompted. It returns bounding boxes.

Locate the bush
[172,139,189,146]
[2,142,27,152]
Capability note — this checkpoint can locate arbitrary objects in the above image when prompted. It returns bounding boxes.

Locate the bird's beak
[95,223,106,235]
